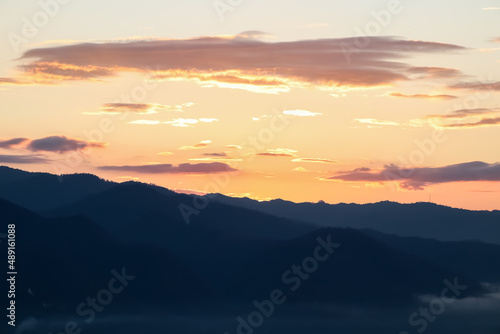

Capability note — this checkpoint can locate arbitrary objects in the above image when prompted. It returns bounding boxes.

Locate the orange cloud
[178,140,212,150]
[448,81,500,91]
[389,92,457,100]
[0,138,29,148]
[292,158,338,164]
[255,148,298,157]
[328,161,500,190]
[14,35,465,91]
[85,103,182,115]
[425,108,500,128]
[98,162,237,174]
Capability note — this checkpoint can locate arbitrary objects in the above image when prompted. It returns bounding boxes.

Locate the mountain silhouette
[212,194,500,244]
[0,166,498,320]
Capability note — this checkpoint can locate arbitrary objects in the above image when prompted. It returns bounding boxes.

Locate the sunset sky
[1,0,500,210]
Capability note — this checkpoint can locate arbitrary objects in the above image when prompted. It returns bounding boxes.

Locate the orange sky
[1,0,500,210]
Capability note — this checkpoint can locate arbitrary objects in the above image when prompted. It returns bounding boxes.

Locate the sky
[1,0,500,210]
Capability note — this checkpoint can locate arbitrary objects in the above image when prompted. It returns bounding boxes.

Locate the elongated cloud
[98,162,237,174]
[203,152,227,157]
[178,140,212,150]
[27,136,106,153]
[425,108,500,128]
[283,110,322,117]
[86,103,172,115]
[0,138,29,148]
[355,118,399,126]
[427,108,498,119]
[164,118,218,127]
[292,158,338,164]
[448,81,500,91]
[16,35,465,91]
[0,154,49,164]
[442,117,500,128]
[389,92,457,100]
[255,148,298,157]
[328,161,500,190]
[0,77,30,85]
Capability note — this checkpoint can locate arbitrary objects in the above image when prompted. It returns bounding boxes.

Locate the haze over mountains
[1,166,500,333]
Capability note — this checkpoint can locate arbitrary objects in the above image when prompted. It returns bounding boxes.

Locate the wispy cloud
[292,158,338,164]
[15,35,465,91]
[448,81,500,91]
[163,118,218,127]
[283,110,322,117]
[98,162,237,174]
[27,135,106,153]
[424,108,500,128]
[354,118,400,126]
[0,138,29,148]
[255,148,298,157]
[0,154,49,164]
[178,140,212,150]
[388,92,458,100]
[85,103,189,115]
[328,161,500,190]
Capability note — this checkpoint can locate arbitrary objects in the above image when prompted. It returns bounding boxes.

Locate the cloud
[255,148,298,157]
[27,136,106,153]
[388,92,458,100]
[448,81,500,91]
[440,116,500,128]
[21,62,115,83]
[0,77,31,85]
[425,108,500,128]
[283,110,322,117]
[427,108,498,119]
[0,138,29,148]
[163,118,218,127]
[85,103,179,115]
[328,161,500,190]
[203,152,227,157]
[0,154,49,164]
[16,35,465,91]
[98,162,237,174]
[178,140,212,150]
[354,118,399,126]
[189,157,243,162]
[226,145,242,149]
[292,158,338,164]
[406,66,461,79]
[482,7,500,10]
[158,151,173,156]
[292,167,309,172]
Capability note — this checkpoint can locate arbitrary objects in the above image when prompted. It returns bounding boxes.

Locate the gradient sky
[1,0,500,210]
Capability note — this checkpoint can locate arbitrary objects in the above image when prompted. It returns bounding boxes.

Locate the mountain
[361,229,500,284]
[0,166,498,312]
[0,166,115,211]
[0,197,208,318]
[212,195,500,245]
[225,228,484,306]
